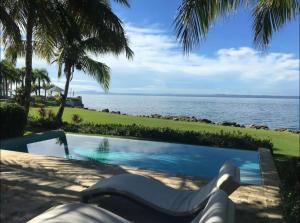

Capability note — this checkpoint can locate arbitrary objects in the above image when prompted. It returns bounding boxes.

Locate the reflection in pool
[4,133,262,184]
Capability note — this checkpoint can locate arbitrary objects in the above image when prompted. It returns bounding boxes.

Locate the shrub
[27,117,60,130]
[13,88,26,104]
[38,107,47,119]
[61,123,273,151]
[28,119,273,151]
[54,94,62,104]
[71,114,83,124]
[0,103,26,139]
[275,156,300,222]
[47,109,55,120]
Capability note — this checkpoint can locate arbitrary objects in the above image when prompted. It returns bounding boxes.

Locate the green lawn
[30,106,299,157]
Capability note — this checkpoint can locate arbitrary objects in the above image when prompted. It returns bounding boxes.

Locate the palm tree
[174,0,299,52]
[32,68,50,96]
[43,83,55,98]
[2,0,131,118]
[33,0,133,122]
[53,34,133,122]
[1,0,72,116]
[0,60,18,98]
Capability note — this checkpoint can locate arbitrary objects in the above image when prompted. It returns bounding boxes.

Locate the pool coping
[257,147,282,220]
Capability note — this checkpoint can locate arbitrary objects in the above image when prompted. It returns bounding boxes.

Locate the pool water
[13,134,261,184]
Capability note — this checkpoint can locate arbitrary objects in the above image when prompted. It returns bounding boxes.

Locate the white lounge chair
[28,189,235,223]
[81,161,240,216]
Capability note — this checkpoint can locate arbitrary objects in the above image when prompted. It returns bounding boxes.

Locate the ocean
[78,94,299,130]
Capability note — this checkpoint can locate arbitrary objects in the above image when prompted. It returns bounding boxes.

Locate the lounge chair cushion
[216,161,240,195]
[28,190,234,223]
[81,161,240,216]
[27,203,130,223]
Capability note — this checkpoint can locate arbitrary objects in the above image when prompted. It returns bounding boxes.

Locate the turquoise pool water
[10,133,261,184]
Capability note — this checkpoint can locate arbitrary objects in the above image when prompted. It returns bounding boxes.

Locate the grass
[30,106,299,157]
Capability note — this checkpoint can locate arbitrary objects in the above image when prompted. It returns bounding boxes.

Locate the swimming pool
[2,133,261,184]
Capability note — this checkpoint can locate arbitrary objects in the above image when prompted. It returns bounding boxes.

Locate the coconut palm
[0,60,18,97]
[175,0,299,52]
[1,0,74,116]
[1,0,131,118]
[52,33,133,122]
[42,83,55,98]
[32,69,50,96]
[33,0,133,122]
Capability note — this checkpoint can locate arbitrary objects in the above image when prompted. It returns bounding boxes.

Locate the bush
[38,107,47,119]
[13,88,26,104]
[0,103,27,139]
[275,156,300,222]
[47,109,55,120]
[71,114,83,124]
[28,119,272,151]
[67,123,272,150]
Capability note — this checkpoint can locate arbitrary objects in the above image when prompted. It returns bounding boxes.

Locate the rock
[151,114,161,118]
[102,108,109,113]
[288,129,300,134]
[199,118,213,124]
[220,121,242,127]
[249,124,269,130]
[111,111,121,114]
[275,128,288,132]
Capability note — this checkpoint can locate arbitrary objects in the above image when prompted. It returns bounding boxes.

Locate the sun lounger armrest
[216,161,240,195]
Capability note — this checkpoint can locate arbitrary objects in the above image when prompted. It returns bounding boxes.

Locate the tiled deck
[0,148,282,223]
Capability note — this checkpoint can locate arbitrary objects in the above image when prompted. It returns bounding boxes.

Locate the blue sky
[4,0,300,96]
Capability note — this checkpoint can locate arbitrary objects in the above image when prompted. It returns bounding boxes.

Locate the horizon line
[72,91,300,99]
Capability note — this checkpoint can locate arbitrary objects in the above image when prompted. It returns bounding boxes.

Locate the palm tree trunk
[0,75,2,97]
[38,78,41,96]
[23,8,34,116]
[56,64,71,122]
[10,82,13,97]
[5,78,8,97]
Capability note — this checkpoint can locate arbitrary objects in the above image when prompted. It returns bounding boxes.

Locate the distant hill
[77,91,299,99]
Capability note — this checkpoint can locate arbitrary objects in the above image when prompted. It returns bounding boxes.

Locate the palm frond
[253,0,299,49]
[66,0,126,38]
[113,0,130,7]
[82,35,133,59]
[4,40,27,63]
[81,56,111,92]
[0,5,21,44]
[174,0,241,53]
[0,59,18,79]
[34,30,57,62]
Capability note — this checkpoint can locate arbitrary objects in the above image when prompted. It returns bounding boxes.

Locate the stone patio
[0,148,282,223]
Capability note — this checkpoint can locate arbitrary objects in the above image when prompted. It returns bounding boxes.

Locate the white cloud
[3,23,299,95]
[97,24,299,83]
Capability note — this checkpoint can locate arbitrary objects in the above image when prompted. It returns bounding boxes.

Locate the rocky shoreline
[83,107,300,134]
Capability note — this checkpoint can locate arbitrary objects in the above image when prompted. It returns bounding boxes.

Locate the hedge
[0,103,26,139]
[28,119,273,151]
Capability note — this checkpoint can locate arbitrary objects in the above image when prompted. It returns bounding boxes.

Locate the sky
[2,0,300,96]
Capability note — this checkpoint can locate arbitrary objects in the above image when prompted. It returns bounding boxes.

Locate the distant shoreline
[76,92,300,99]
